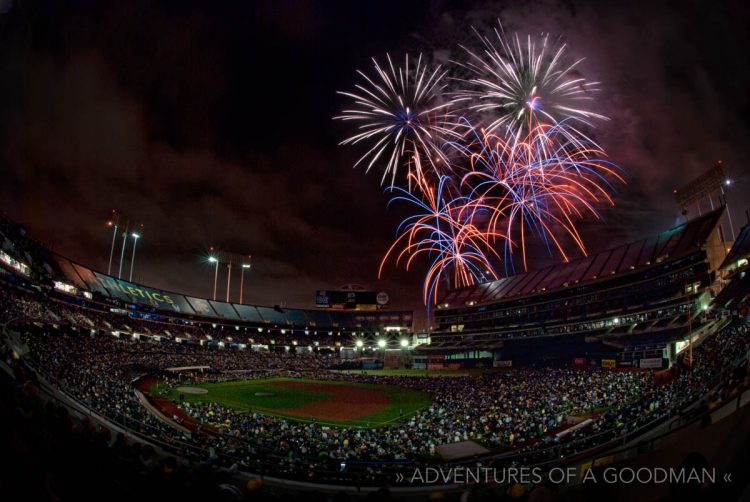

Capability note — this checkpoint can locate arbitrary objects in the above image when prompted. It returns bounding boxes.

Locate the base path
[273,381,391,422]
[176,386,209,395]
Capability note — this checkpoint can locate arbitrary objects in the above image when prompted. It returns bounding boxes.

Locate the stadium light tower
[239,257,251,304]
[720,177,736,242]
[208,256,219,300]
[226,259,232,303]
[117,221,129,279]
[128,230,141,282]
[106,210,119,276]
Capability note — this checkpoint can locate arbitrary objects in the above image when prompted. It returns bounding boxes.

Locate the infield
[156,377,432,427]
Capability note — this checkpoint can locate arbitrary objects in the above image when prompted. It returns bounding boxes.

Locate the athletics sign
[95,273,177,306]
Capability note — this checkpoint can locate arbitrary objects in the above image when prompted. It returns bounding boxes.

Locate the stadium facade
[421,208,732,369]
[0,213,412,349]
[1,207,750,495]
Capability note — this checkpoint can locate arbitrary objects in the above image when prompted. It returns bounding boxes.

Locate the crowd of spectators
[1,278,749,487]
[0,359,374,502]
[172,323,749,473]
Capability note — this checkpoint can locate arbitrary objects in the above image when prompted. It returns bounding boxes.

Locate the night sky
[1,1,749,327]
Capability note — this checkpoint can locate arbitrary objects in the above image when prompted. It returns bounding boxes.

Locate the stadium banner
[92,272,196,314]
[639,357,664,369]
[493,360,513,368]
[186,296,216,316]
[601,359,616,369]
[573,357,586,366]
[233,303,264,322]
[209,300,240,320]
[72,264,110,296]
[52,257,411,327]
[55,258,88,289]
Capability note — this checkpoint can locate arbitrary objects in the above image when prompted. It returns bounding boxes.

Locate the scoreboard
[315,290,389,309]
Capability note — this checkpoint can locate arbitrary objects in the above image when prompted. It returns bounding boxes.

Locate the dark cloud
[422,0,750,238]
[1,0,748,329]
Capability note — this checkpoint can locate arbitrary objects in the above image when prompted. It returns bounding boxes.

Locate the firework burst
[335,54,457,186]
[379,171,502,305]
[337,23,625,307]
[455,120,623,273]
[456,24,608,134]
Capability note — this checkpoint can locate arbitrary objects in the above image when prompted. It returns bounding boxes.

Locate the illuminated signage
[0,250,30,276]
[54,281,77,294]
[601,359,616,368]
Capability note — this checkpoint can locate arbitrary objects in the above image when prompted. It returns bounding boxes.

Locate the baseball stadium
[2,2,750,502]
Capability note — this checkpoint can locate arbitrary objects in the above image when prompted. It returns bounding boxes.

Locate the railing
[14,357,749,489]
[586,382,750,474]
[6,324,748,489]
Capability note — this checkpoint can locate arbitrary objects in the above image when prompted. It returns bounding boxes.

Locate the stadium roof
[51,254,413,329]
[439,208,725,308]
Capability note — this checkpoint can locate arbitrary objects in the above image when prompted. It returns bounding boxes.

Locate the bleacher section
[720,221,750,270]
[0,213,412,338]
[440,209,725,306]
[714,221,750,311]
[427,209,729,368]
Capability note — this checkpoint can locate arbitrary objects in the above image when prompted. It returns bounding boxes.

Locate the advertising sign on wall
[639,357,664,369]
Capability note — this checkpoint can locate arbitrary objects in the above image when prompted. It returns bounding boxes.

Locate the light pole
[208,256,219,301]
[117,221,129,279]
[239,260,251,304]
[106,211,119,276]
[226,259,232,303]
[721,179,736,242]
[129,232,141,282]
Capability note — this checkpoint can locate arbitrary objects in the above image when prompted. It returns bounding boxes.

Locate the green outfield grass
[153,377,432,427]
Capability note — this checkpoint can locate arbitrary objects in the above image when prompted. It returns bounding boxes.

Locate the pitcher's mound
[177,386,208,395]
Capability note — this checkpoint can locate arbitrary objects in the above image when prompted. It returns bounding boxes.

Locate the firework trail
[379,170,502,306]
[337,22,624,306]
[335,54,458,187]
[456,23,608,134]
[454,120,623,273]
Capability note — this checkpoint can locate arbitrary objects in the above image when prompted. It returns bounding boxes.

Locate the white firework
[457,23,608,134]
[335,53,457,186]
